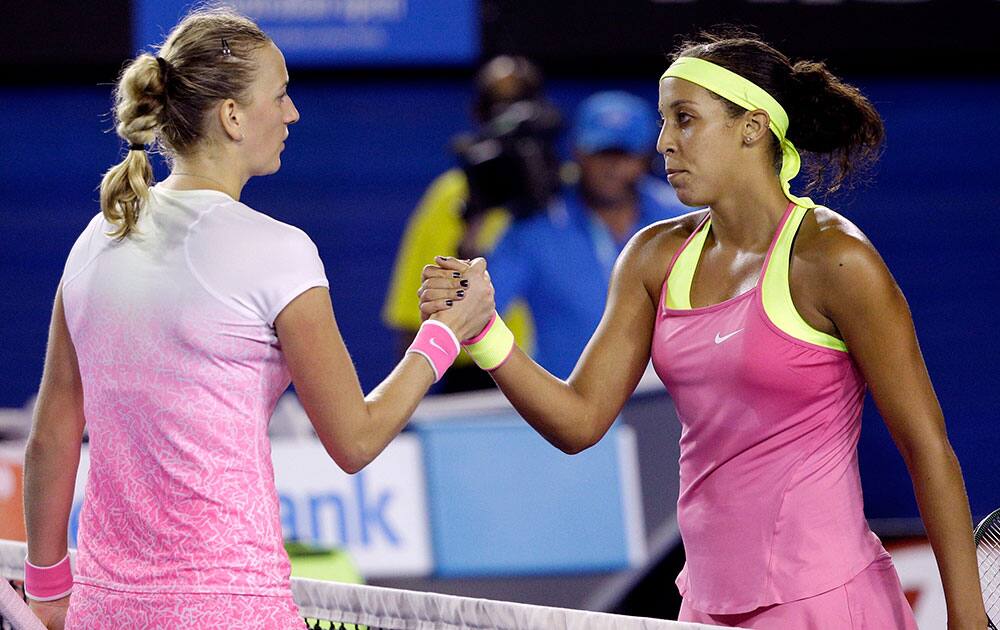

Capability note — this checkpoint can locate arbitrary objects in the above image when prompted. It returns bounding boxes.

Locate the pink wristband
[462,312,496,346]
[407,320,460,382]
[24,554,73,602]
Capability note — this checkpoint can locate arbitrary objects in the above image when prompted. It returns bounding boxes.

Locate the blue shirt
[489,176,689,378]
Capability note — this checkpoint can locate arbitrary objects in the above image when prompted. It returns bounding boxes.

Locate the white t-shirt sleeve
[187,203,330,327]
[61,212,110,289]
[252,225,329,326]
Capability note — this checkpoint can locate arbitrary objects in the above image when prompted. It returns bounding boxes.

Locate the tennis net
[0,539,722,630]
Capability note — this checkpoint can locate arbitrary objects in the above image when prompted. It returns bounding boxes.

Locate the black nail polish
[453,272,461,278]
[460,280,469,287]
[456,290,465,298]
[446,299,453,306]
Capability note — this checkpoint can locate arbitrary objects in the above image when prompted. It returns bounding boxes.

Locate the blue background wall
[1,77,998,520]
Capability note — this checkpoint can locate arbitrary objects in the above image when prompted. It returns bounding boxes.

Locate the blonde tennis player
[23,8,492,629]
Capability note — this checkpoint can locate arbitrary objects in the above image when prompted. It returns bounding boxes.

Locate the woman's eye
[677,112,692,124]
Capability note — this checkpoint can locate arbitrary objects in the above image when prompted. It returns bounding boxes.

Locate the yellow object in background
[287,542,367,630]
[286,541,363,584]
[383,169,535,360]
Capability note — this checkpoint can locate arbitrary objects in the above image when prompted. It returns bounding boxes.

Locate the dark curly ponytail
[673,30,885,196]
[783,60,884,194]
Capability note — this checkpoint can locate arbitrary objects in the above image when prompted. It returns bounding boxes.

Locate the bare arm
[23,286,86,626]
[275,260,493,474]
[24,286,86,566]
[818,228,986,630]
[425,224,679,454]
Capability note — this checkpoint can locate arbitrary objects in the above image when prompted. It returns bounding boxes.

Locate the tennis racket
[975,507,1000,630]
[0,578,46,630]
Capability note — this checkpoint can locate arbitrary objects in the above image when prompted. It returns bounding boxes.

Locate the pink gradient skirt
[678,551,919,629]
[64,584,304,629]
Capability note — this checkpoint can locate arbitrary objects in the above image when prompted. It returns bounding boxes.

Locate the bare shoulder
[794,206,897,305]
[618,208,708,300]
[796,206,884,268]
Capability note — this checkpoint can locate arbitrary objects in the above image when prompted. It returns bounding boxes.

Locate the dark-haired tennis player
[422,32,987,629]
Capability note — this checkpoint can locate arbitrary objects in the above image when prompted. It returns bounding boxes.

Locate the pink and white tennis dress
[652,203,918,628]
[59,186,328,628]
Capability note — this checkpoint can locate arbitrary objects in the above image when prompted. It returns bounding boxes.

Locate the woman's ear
[742,109,772,145]
[218,98,244,142]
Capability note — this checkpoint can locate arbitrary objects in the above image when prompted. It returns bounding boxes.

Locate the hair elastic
[155,56,171,80]
[129,143,145,151]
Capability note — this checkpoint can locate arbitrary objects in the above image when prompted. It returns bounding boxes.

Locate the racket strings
[975,510,1000,628]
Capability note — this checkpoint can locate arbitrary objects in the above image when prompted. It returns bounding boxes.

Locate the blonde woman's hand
[29,595,69,630]
[419,256,495,341]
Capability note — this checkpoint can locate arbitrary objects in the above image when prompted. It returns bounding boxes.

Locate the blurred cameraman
[451,61,562,247]
[383,56,559,392]
[486,91,689,379]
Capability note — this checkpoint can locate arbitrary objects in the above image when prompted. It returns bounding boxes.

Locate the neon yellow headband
[660,56,815,208]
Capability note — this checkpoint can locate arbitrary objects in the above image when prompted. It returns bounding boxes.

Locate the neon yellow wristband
[461,313,515,371]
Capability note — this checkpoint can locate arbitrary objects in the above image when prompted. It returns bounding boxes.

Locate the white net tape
[292,577,718,629]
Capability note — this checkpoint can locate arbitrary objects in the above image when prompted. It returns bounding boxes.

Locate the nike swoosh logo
[429,338,448,354]
[714,329,744,344]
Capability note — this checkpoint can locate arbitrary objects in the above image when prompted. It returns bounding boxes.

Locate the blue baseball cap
[572,91,658,155]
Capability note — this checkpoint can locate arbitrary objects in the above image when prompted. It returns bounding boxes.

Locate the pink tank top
[651,203,884,614]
